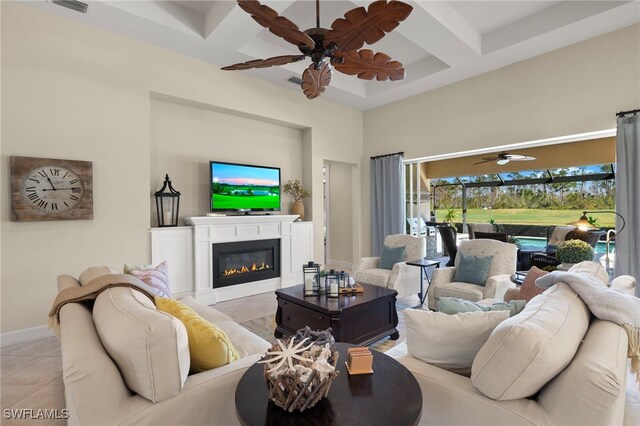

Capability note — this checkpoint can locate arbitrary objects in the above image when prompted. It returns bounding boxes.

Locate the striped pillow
[518,266,548,302]
[128,261,171,298]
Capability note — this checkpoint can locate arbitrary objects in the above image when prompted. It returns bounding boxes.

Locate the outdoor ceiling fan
[222,0,413,99]
[474,152,537,166]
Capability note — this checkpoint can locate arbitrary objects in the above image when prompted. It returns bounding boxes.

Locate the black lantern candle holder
[325,269,339,298]
[155,174,181,227]
[303,261,320,296]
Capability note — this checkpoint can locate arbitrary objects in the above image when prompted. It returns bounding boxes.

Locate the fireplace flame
[223,261,270,277]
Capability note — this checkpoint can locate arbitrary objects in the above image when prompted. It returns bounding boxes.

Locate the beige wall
[361,24,640,255]
[150,99,302,222]
[0,2,363,334]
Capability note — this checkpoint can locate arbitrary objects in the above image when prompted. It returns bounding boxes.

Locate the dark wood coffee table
[274,283,399,346]
[235,342,422,426]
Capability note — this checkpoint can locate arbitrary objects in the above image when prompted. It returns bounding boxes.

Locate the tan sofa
[56,272,271,425]
[389,262,631,425]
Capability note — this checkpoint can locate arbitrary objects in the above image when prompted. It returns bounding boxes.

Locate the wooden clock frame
[10,156,93,221]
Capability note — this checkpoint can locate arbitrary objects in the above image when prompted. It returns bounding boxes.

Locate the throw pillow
[453,253,493,285]
[379,245,406,270]
[471,282,590,400]
[127,261,171,298]
[156,297,240,373]
[438,297,526,317]
[93,287,190,403]
[568,261,609,286]
[518,266,548,302]
[404,309,509,374]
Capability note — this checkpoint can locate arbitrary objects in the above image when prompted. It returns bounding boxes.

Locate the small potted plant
[556,239,594,270]
[283,179,310,221]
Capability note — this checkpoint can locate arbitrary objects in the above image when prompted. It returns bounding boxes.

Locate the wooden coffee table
[274,283,399,346]
[235,342,422,426]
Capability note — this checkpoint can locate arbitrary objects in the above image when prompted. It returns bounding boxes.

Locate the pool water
[514,237,613,254]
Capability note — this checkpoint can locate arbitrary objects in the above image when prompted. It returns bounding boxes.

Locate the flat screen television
[210,161,281,213]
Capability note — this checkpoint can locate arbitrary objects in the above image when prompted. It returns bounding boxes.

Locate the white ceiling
[27,0,640,110]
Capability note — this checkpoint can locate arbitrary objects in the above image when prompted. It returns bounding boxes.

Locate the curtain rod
[616,108,639,117]
[370,151,404,160]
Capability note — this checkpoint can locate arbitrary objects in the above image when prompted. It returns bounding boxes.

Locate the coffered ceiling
[27,1,640,110]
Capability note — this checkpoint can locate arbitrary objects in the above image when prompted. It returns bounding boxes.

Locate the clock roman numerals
[11,157,93,221]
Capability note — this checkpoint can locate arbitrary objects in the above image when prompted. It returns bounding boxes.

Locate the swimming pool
[513,236,613,254]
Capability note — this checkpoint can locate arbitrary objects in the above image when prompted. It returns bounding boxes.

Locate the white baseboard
[1,325,54,347]
[326,260,353,272]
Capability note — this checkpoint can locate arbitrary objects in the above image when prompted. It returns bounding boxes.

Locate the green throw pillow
[379,245,406,270]
[438,297,526,317]
[453,253,493,285]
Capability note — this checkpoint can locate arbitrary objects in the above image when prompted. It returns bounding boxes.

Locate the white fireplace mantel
[151,215,313,305]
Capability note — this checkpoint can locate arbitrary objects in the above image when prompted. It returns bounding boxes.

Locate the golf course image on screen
[211,162,280,211]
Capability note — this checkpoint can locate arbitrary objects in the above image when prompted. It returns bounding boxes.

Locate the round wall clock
[10,156,93,221]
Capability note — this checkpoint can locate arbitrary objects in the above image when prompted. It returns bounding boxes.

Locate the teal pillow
[453,253,493,285]
[379,245,406,270]
[437,297,483,314]
[438,297,526,317]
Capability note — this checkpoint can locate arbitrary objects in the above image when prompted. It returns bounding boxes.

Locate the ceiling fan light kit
[222,0,413,99]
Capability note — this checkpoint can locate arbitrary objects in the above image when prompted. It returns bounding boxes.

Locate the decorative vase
[291,200,305,221]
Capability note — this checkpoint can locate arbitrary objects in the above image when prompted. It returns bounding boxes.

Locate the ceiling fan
[474,152,537,166]
[222,0,413,99]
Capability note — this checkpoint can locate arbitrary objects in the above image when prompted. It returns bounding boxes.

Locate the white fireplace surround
[150,215,313,305]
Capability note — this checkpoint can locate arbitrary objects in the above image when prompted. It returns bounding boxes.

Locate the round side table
[235,343,422,425]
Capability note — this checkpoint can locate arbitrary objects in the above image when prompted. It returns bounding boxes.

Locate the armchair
[354,234,426,298]
[427,239,518,310]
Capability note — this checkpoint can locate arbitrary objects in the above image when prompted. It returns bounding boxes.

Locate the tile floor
[1,292,639,425]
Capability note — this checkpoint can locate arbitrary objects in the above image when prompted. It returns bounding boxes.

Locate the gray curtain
[615,114,639,295]
[370,153,405,256]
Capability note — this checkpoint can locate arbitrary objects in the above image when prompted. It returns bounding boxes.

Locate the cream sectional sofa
[56,272,271,425]
[388,262,632,425]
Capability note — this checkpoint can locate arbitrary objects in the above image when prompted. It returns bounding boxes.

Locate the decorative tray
[339,284,364,294]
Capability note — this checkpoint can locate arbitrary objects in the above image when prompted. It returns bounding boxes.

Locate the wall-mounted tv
[210,161,281,213]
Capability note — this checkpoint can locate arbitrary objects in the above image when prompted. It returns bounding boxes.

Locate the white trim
[404,129,616,164]
[1,326,54,347]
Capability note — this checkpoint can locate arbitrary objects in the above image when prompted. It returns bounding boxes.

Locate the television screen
[210,161,281,212]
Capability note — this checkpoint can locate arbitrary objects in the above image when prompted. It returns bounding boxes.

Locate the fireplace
[212,239,280,288]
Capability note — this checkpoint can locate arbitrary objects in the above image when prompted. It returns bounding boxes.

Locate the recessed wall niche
[149,97,303,224]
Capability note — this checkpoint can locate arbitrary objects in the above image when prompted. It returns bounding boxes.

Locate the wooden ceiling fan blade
[333,49,405,81]
[301,62,332,100]
[325,0,413,53]
[222,55,307,71]
[236,0,315,49]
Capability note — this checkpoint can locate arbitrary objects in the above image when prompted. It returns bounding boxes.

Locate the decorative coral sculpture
[259,333,339,412]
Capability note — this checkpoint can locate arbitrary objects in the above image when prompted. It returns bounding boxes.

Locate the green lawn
[435,209,615,227]
[213,194,280,210]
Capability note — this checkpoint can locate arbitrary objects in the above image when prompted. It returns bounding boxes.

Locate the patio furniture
[530,229,604,269]
[436,225,457,267]
[473,231,509,242]
[467,223,496,239]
